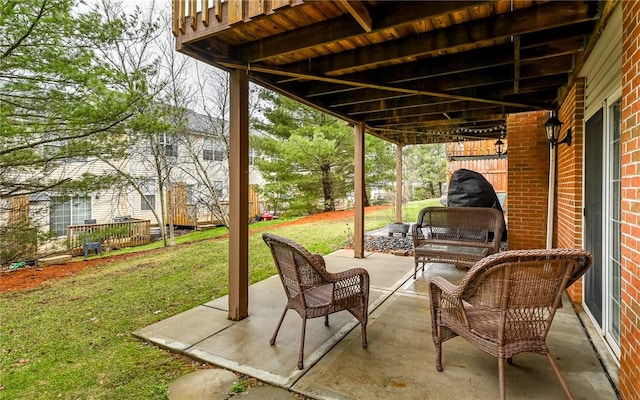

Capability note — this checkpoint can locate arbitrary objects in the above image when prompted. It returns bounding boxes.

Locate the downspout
[546,143,556,249]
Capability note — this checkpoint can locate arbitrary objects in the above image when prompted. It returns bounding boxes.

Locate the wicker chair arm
[430,276,462,297]
[430,276,469,327]
[412,223,426,244]
[310,253,328,272]
[327,267,370,294]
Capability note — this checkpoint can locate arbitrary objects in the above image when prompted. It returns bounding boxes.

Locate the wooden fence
[66,220,151,256]
[446,158,508,193]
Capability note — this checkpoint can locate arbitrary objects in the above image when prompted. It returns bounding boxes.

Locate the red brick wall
[506,111,549,250]
[620,1,640,398]
[557,78,586,301]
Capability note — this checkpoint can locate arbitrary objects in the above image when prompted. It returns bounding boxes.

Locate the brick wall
[620,1,640,398]
[506,111,549,250]
[557,78,586,301]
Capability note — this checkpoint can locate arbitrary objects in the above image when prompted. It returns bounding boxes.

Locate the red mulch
[0,206,390,294]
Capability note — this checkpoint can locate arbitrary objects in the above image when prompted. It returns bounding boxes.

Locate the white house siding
[577,3,623,362]
[8,112,264,246]
[580,6,623,120]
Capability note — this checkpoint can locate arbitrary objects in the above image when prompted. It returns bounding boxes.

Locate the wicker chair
[429,248,592,399]
[263,233,370,369]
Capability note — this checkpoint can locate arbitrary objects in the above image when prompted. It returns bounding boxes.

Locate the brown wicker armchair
[430,248,592,399]
[263,233,370,369]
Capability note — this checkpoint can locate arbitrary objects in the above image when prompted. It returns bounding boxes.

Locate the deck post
[354,122,365,258]
[228,69,249,320]
[396,144,403,224]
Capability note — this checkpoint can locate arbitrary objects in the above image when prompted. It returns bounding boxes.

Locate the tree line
[0,0,445,264]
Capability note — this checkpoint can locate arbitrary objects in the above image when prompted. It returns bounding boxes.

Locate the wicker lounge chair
[263,233,370,369]
[429,248,592,399]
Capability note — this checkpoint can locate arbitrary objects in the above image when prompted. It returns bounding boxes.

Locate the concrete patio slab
[134,305,233,351]
[135,249,618,400]
[292,292,617,400]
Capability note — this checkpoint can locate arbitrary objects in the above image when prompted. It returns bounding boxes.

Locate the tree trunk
[321,165,335,211]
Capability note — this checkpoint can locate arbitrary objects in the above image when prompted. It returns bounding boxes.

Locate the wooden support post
[354,122,365,258]
[396,144,403,223]
[228,69,249,321]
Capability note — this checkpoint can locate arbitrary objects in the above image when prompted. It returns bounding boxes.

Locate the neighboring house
[115,109,264,228]
[2,109,264,255]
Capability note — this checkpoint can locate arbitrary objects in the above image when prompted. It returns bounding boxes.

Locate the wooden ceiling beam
[337,0,372,32]
[345,98,463,116]
[353,102,518,123]
[408,61,566,92]
[217,60,542,109]
[514,35,521,93]
[296,34,586,98]
[332,74,567,121]
[384,108,509,126]
[280,1,597,76]
[234,1,484,63]
[373,113,508,129]
[313,55,570,111]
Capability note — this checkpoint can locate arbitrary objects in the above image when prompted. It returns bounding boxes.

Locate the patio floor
[134,249,618,400]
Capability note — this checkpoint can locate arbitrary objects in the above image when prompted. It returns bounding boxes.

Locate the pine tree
[253,90,396,214]
[0,0,156,199]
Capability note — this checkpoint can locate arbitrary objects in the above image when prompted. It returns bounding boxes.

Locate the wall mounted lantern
[544,113,572,147]
[494,138,505,157]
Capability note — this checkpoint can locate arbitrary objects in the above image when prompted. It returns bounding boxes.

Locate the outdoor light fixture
[544,112,572,148]
[494,138,505,157]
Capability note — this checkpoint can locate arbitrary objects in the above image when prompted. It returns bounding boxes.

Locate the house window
[49,196,91,237]
[203,149,214,160]
[249,148,255,166]
[187,184,196,205]
[140,179,156,211]
[163,143,178,158]
[203,140,223,161]
[141,195,155,211]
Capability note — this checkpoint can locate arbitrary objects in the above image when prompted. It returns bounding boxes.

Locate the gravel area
[346,235,414,254]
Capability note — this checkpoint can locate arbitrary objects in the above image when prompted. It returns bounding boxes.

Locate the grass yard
[0,200,438,399]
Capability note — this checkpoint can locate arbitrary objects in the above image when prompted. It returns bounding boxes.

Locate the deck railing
[172,0,296,38]
[66,220,151,256]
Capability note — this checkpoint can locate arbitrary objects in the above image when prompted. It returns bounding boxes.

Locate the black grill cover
[447,169,507,240]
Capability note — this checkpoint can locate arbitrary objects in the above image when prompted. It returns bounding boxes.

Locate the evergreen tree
[0,0,156,199]
[253,90,397,214]
[403,144,447,200]
[364,135,395,206]
[253,91,354,214]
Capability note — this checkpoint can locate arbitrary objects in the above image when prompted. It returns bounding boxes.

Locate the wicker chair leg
[324,313,329,327]
[361,318,368,348]
[298,318,307,370]
[435,342,443,372]
[270,307,288,345]
[545,352,575,400]
[498,357,506,400]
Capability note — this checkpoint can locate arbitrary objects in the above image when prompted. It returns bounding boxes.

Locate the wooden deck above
[172,0,606,145]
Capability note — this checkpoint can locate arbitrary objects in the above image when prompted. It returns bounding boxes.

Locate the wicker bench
[411,207,505,278]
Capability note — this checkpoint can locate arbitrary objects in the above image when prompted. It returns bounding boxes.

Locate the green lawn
[0,200,439,399]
